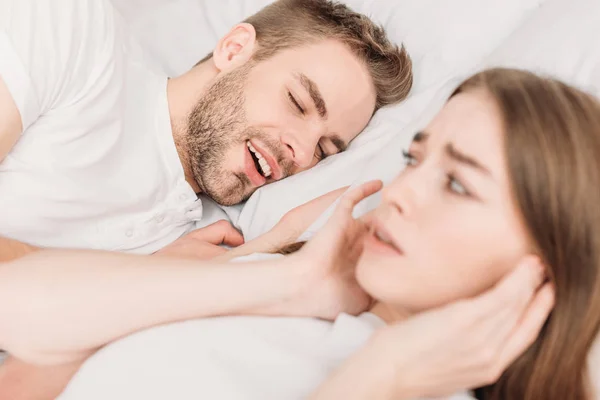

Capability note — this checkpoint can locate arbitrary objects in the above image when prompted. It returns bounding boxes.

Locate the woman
[318,66,600,399]
[3,67,599,399]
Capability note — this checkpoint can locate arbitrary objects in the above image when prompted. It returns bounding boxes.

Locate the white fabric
[59,308,472,400]
[0,0,202,254]
[482,0,600,97]
[59,312,385,400]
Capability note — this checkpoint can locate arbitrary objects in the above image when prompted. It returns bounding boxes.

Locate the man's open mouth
[247,141,272,178]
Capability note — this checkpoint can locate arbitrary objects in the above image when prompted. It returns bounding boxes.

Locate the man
[0,0,413,260]
[0,0,412,397]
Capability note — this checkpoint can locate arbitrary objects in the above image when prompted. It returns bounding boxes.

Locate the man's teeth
[247,141,272,178]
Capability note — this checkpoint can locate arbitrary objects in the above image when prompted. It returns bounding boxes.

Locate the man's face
[186,39,377,206]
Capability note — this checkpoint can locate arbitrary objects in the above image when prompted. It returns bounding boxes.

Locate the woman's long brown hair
[454,68,600,400]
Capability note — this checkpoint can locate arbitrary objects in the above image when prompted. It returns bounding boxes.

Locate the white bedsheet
[59,309,384,399]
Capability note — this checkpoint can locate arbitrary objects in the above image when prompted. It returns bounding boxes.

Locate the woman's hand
[213,186,349,262]
[268,186,350,247]
[275,180,383,319]
[313,257,555,400]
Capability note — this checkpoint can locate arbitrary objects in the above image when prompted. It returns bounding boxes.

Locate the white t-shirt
[0,0,201,254]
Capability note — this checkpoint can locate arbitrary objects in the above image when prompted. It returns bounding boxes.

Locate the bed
[39,0,600,396]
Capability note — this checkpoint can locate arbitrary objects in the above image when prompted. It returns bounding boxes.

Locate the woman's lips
[365,217,405,256]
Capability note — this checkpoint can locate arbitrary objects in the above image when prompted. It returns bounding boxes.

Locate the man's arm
[0,356,84,400]
[0,76,40,262]
[0,75,22,162]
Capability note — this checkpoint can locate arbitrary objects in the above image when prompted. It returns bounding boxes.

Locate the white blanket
[59,311,384,400]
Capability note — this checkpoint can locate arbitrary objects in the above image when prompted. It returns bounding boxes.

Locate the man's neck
[369,302,412,325]
[166,60,220,193]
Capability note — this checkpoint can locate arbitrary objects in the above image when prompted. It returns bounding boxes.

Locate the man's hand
[0,237,39,262]
[0,356,84,400]
[154,220,244,260]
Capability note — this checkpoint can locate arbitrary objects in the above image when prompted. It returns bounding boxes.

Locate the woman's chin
[356,247,407,300]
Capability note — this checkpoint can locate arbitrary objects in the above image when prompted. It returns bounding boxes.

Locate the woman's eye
[447,173,469,196]
[402,150,418,167]
[288,92,304,114]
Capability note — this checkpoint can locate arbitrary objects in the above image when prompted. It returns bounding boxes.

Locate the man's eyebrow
[445,143,491,176]
[330,135,348,153]
[296,73,328,119]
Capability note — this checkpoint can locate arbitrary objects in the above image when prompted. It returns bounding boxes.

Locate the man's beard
[185,63,291,206]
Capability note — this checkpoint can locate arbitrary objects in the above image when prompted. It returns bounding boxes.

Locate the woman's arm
[0,183,379,367]
[0,249,314,365]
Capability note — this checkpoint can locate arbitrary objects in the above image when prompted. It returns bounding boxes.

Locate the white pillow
[481,0,600,96]
[110,0,273,76]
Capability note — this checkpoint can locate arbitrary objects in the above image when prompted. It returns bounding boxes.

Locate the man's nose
[282,128,322,169]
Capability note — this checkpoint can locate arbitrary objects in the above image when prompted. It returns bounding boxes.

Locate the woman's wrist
[350,341,402,400]
[244,253,317,317]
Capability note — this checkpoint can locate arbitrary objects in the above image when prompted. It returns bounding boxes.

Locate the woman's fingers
[479,259,545,347]
[473,257,544,320]
[496,283,555,369]
[442,257,545,374]
[334,180,383,218]
[449,259,551,385]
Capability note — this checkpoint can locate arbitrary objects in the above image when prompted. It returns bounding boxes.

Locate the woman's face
[357,90,532,312]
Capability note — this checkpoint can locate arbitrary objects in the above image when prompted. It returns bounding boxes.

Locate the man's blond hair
[200,0,413,111]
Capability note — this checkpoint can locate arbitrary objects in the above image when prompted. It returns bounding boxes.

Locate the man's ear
[212,23,257,72]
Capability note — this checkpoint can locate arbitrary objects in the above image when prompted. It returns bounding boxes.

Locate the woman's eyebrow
[445,143,492,178]
[413,131,429,143]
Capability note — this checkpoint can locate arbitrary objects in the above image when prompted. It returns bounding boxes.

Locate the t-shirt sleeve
[0,0,118,131]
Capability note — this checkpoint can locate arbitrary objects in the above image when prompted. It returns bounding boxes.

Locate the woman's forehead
[422,91,505,172]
